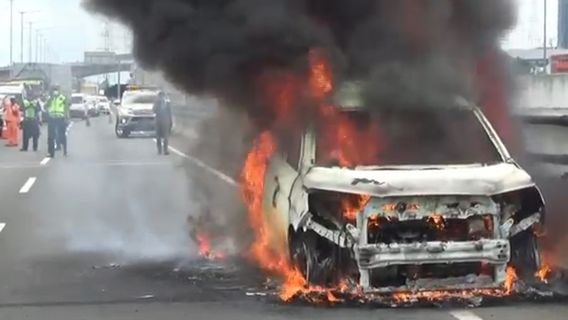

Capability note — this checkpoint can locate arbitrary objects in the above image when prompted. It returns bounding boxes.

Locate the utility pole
[9,0,14,70]
[117,65,122,101]
[542,0,552,73]
[28,21,33,63]
[18,10,39,63]
[544,0,548,62]
[35,32,40,63]
[20,11,24,63]
[42,38,47,63]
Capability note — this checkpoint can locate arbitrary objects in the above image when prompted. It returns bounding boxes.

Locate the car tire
[510,230,541,280]
[115,122,129,138]
[288,229,337,286]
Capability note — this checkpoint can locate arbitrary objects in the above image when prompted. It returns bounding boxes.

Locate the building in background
[559,0,568,48]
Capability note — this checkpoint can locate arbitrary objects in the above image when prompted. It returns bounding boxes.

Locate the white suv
[262,98,545,292]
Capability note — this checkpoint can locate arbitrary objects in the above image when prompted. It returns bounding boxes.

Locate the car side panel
[263,155,300,255]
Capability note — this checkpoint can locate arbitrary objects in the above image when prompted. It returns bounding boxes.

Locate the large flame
[240,131,283,271]
[239,49,339,299]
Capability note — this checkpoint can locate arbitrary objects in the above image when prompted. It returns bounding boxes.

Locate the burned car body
[262,97,545,292]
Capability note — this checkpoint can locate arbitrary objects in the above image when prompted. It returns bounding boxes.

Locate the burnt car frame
[262,97,545,292]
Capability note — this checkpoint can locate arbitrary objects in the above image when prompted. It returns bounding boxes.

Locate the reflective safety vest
[49,95,66,118]
[23,100,36,119]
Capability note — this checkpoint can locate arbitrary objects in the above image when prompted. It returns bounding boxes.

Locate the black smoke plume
[85,0,515,125]
[84,0,519,256]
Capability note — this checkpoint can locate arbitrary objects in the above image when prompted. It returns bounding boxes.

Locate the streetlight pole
[544,0,548,64]
[28,21,33,63]
[19,10,40,63]
[35,31,40,63]
[20,11,24,63]
[9,0,14,69]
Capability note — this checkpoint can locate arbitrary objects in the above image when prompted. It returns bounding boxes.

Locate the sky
[0,0,560,66]
[0,0,131,65]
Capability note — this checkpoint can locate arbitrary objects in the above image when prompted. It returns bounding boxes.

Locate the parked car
[115,87,160,138]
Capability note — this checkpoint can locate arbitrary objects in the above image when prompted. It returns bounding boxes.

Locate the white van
[70,93,88,119]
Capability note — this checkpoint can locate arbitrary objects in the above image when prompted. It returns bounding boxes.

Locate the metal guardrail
[516,108,568,126]
[517,108,568,167]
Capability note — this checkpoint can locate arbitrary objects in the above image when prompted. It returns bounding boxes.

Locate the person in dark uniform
[20,98,41,152]
[153,91,172,155]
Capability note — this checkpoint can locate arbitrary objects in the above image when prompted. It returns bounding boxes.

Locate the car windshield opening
[71,96,84,104]
[316,107,502,167]
[122,93,157,104]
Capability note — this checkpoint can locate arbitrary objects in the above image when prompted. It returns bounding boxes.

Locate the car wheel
[510,230,541,280]
[288,229,337,286]
[115,122,129,138]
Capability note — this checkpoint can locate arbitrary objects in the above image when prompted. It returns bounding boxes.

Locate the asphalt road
[0,116,566,319]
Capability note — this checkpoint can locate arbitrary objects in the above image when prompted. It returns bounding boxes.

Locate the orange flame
[196,232,225,260]
[342,195,371,221]
[240,132,287,272]
[238,49,342,301]
[428,214,446,231]
[536,264,553,283]
[505,266,518,294]
[309,49,334,101]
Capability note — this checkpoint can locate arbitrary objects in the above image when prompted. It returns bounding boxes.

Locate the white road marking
[449,310,484,320]
[40,157,51,166]
[0,163,44,170]
[0,223,5,233]
[158,140,237,186]
[66,121,74,135]
[19,177,37,194]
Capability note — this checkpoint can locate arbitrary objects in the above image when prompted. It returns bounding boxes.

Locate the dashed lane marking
[40,157,51,166]
[0,223,5,233]
[450,310,484,320]
[19,177,37,194]
[157,140,237,186]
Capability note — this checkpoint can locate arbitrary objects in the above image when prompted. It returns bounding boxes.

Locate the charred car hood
[303,162,535,197]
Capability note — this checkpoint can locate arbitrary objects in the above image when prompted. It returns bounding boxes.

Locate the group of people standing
[1,87,69,158]
[2,96,41,150]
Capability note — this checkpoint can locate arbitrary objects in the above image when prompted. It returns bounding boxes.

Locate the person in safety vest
[46,87,68,158]
[5,97,21,147]
[20,98,41,152]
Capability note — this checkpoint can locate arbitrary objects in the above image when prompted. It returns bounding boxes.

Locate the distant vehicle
[85,95,100,117]
[7,79,45,100]
[115,87,161,138]
[70,93,88,119]
[80,83,99,96]
[0,83,26,105]
[97,96,111,114]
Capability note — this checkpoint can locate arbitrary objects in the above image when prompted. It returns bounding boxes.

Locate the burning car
[260,88,545,293]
